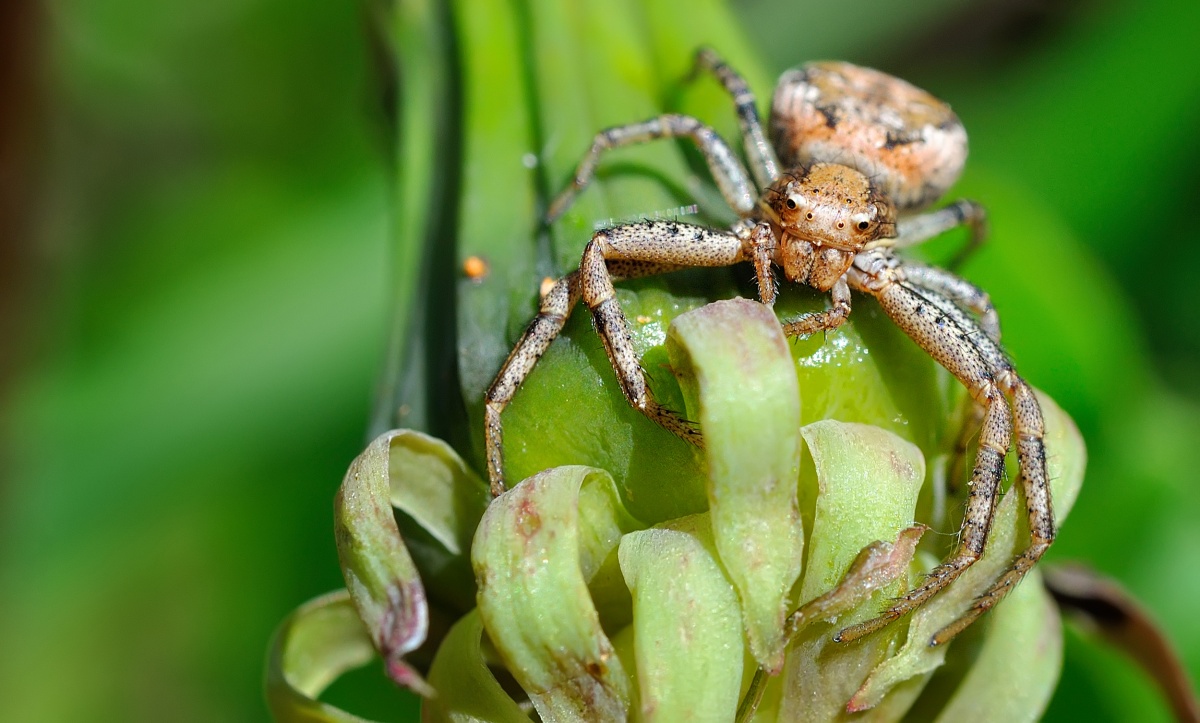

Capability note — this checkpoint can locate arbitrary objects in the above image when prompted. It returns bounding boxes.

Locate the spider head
[769,162,896,248]
[765,163,896,290]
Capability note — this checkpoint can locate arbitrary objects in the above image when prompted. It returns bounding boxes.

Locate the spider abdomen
[770,61,968,212]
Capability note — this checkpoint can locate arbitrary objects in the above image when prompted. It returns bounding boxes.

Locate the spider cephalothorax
[763,163,897,291]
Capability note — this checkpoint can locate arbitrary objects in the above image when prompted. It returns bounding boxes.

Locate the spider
[482,48,1054,647]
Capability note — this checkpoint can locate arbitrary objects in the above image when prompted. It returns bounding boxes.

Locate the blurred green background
[2,0,1198,720]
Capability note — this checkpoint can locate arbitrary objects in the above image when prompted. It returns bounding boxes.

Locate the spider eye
[785,198,797,210]
[858,220,870,230]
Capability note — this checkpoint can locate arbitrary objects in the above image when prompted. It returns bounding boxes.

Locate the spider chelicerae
[481,48,1054,647]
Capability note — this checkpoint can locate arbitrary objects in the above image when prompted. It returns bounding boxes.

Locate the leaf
[450,0,540,421]
[472,466,641,721]
[666,298,804,673]
[1043,563,1200,723]
[265,590,383,723]
[370,0,454,436]
[618,514,744,722]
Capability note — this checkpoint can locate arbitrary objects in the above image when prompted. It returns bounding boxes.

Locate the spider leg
[902,263,1000,342]
[835,279,1012,644]
[692,47,780,189]
[885,199,986,271]
[901,283,1054,645]
[900,265,1002,521]
[580,220,749,440]
[484,272,580,497]
[484,259,685,497]
[546,114,756,223]
[780,276,851,337]
[744,221,779,305]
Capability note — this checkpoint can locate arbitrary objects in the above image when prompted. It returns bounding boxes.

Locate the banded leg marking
[546,114,756,222]
[692,47,780,189]
[836,280,1012,643]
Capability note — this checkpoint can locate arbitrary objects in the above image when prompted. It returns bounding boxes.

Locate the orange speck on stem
[463,255,489,280]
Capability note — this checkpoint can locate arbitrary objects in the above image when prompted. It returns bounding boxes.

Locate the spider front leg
[780,276,851,337]
[580,220,751,437]
[900,281,1055,644]
[742,220,779,305]
[484,272,581,497]
[902,265,1000,506]
[546,114,757,223]
[484,260,685,496]
[903,263,999,342]
[836,277,1013,644]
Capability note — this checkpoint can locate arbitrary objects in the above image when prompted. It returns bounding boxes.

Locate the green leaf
[618,513,744,722]
[472,465,641,721]
[371,0,453,437]
[666,298,804,673]
[451,0,540,421]
[265,590,382,723]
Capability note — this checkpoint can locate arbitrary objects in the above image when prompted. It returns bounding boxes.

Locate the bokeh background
[1,0,1198,720]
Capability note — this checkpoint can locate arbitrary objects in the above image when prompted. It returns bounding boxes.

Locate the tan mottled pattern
[771,62,968,211]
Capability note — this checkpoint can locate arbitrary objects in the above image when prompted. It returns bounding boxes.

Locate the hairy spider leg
[483,258,685,496]
[875,202,999,498]
[882,199,988,272]
[897,282,1054,645]
[480,255,686,492]
[545,114,756,223]
[483,272,578,497]
[908,263,1000,512]
[834,277,1013,645]
[692,47,780,189]
[835,275,1051,643]
[902,262,999,342]
[721,219,784,306]
[577,221,762,445]
[779,276,852,338]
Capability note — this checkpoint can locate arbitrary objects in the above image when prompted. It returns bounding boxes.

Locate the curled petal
[473,466,639,721]
[667,298,804,673]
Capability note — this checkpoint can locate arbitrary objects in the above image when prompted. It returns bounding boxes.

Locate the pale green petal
[334,432,433,695]
[386,430,489,557]
[619,514,744,722]
[779,421,927,722]
[423,609,529,723]
[265,590,381,723]
[931,569,1063,723]
[667,298,804,673]
[472,466,640,721]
